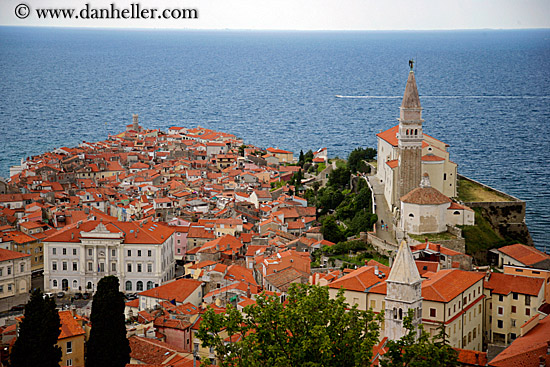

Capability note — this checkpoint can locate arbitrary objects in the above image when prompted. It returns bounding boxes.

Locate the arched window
[147,281,154,290]
[414,129,418,135]
[406,129,409,135]
[454,211,460,215]
[409,213,414,217]
[137,281,143,291]
[53,279,58,288]
[399,308,403,320]
[62,279,68,291]
[393,307,397,319]
[87,282,92,290]
[72,280,78,289]
[126,281,132,291]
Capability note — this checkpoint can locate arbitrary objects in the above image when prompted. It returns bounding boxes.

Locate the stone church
[375,66,474,236]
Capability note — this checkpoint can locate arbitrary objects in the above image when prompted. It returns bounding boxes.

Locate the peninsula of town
[0,69,549,367]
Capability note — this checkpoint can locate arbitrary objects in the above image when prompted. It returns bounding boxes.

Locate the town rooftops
[328,265,387,292]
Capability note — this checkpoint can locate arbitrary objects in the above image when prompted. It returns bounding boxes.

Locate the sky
[0,0,549,30]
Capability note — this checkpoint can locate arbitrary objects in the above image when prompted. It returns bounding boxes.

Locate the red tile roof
[497,244,550,267]
[488,314,550,367]
[485,272,544,297]
[0,248,31,261]
[401,186,451,205]
[421,269,484,303]
[58,310,85,339]
[139,278,202,304]
[328,266,387,292]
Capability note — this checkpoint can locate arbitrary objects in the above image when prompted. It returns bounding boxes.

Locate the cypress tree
[10,289,61,367]
[86,276,130,367]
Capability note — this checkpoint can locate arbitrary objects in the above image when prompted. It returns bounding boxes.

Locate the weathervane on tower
[409,59,414,71]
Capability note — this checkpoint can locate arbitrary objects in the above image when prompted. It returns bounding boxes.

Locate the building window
[497,320,503,328]
[138,250,142,257]
[53,248,56,255]
[73,262,77,271]
[147,281,154,290]
[0,285,3,293]
[53,280,58,287]
[112,249,116,257]
[52,262,57,271]
[7,284,12,291]
[511,319,516,327]
[147,264,152,273]
[62,262,67,271]
[526,308,531,316]
[88,248,92,256]
[73,249,77,256]
[497,306,503,316]
[512,292,518,300]
[66,340,73,353]
[72,280,77,289]
[498,295,504,302]
[137,264,142,273]
[137,281,143,291]
[125,281,132,291]
[67,359,72,366]
[62,248,66,255]
[111,262,116,272]
[525,295,531,306]
[127,263,132,272]
[100,263,104,272]
[7,267,11,275]
[127,250,131,257]
[511,305,516,313]
[88,262,93,271]
[148,250,152,257]
[511,333,516,340]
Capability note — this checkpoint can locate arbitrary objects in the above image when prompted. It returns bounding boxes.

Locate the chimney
[374,266,379,276]
[71,233,74,240]
[485,270,491,282]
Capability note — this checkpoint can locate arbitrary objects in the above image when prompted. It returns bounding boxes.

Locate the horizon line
[1,24,550,32]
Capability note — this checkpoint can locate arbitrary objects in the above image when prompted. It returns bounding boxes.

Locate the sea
[0,27,549,251]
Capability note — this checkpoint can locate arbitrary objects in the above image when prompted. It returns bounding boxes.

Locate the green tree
[298,149,305,167]
[328,166,351,190]
[348,148,377,173]
[10,289,61,367]
[197,284,382,367]
[238,145,247,157]
[86,276,130,367]
[304,149,314,163]
[381,309,458,367]
[321,215,346,244]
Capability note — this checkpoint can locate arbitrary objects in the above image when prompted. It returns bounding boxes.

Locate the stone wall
[367,232,398,257]
[459,175,533,246]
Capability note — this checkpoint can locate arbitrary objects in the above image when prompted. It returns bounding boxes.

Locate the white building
[43,220,175,294]
[0,248,31,300]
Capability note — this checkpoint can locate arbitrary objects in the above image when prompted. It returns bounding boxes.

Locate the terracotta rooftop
[0,248,31,262]
[139,278,202,304]
[496,243,550,267]
[488,314,550,367]
[58,310,85,339]
[421,269,484,303]
[400,186,451,205]
[485,272,544,297]
[328,265,387,292]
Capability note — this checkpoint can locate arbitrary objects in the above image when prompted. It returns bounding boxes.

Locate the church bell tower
[384,240,423,340]
[397,61,423,199]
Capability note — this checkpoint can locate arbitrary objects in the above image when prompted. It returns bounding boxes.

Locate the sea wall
[458,175,533,246]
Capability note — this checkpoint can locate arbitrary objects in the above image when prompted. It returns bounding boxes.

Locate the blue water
[1,27,549,250]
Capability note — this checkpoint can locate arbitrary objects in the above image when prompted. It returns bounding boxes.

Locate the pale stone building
[0,248,31,300]
[44,220,175,294]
